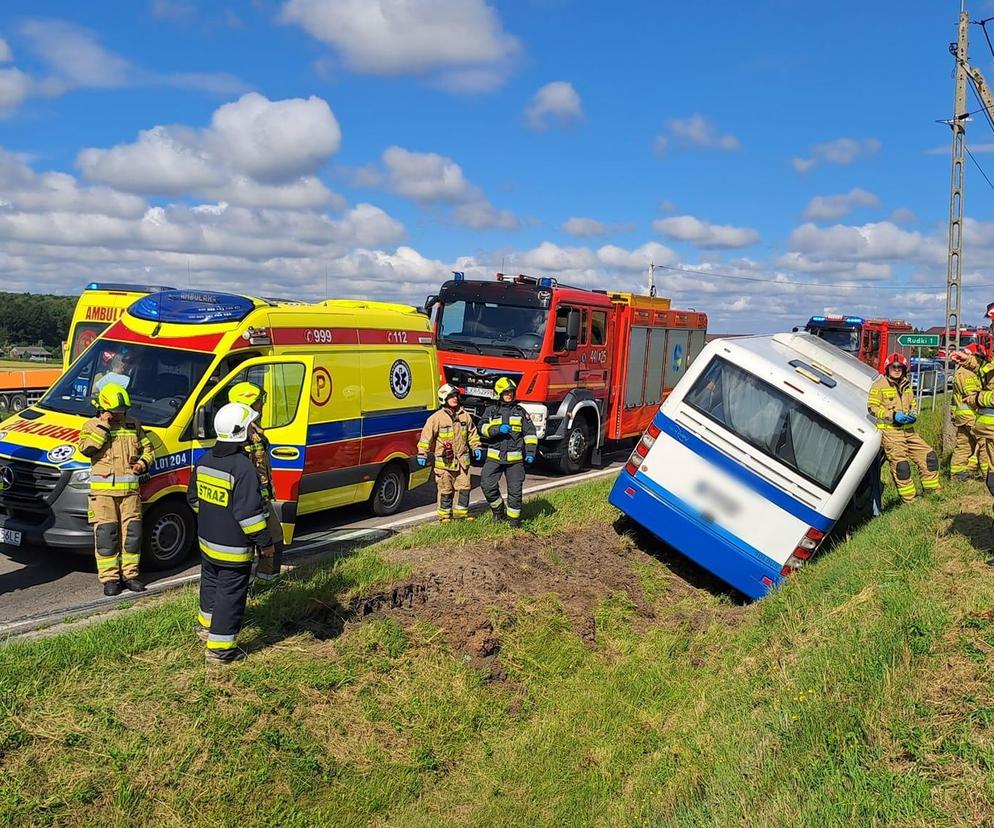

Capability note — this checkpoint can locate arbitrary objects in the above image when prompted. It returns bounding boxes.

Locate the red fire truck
[425,273,708,473]
[803,315,913,373]
[938,326,994,359]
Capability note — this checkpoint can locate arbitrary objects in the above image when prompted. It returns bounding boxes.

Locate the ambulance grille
[0,460,66,509]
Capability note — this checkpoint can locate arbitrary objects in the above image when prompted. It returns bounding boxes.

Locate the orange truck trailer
[425,272,708,473]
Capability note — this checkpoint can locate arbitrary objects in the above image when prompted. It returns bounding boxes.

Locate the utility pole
[944,9,970,449]
[647,261,657,297]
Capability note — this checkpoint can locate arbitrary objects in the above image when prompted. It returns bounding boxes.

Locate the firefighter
[228,381,284,582]
[77,383,155,596]
[479,377,537,527]
[188,403,275,664]
[950,345,983,480]
[867,353,940,503]
[417,383,482,523]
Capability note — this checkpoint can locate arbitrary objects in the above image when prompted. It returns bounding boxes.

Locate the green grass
[2,475,994,827]
[0,359,60,370]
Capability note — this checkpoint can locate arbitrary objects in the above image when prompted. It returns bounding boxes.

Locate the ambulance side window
[204,362,306,438]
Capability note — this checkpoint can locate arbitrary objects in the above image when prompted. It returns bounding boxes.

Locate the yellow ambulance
[0,290,437,569]
[63,282,176,370]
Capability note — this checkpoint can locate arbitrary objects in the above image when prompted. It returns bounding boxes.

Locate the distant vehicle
[610,332,882,600]
[909,358,947,395]
[936,326,994,359]
[802,315,913,373]
[426,272,708,474]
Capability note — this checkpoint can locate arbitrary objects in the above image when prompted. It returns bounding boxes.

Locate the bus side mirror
[423,294,439,315]
[565,310,581,351]
[195,406,206,439]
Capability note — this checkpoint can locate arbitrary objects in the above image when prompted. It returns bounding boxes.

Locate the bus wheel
[558,418,590,475]
[370,463,406,517]
[142,499,195,571]
[9,394,27,413]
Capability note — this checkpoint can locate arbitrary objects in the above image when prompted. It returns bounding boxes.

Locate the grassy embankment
[3,450,994,826]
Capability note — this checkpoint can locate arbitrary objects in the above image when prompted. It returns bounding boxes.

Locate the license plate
[0,528,22,547]
[464,387,496,398]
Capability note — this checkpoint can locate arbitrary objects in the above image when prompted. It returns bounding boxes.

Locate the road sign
[897,334,940,347]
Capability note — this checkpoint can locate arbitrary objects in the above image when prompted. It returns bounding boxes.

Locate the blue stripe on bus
[654,412,834,533]
[610,469,780,600]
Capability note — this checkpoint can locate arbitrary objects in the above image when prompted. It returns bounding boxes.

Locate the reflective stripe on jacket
[417,406,481,470]
[953,359,981,426]
[480,401,538,463]
[867,376,916,430]
[77,416,155,495]
[186,443,273,566]
[975,362,994,431]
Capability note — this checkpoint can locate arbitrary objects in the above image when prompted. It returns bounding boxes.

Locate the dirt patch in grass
[332,523,737,681]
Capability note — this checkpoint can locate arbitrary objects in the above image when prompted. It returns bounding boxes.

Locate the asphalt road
[0,458,624,635]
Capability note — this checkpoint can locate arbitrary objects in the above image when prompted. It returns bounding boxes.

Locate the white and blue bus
[609,333,882,600]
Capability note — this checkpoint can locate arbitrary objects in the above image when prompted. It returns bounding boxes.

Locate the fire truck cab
[803,315,913,374]
[427,273,708,473]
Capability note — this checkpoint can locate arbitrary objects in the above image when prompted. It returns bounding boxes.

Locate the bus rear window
[684,356,860,491]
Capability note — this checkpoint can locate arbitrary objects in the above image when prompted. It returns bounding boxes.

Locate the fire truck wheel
[142,498,196,570]
[369,463,407,517]
[9,394,27,413]
[0,395,8,415]
[558,418,591,475]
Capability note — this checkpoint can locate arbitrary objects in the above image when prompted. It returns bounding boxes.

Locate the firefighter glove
[417,456,427,467]
[525,455,534,464]
[894,412,915,425]
[498,424,512,435]
[473,449,482,462]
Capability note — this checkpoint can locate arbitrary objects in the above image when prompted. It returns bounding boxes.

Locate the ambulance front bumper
[0,467,92,551]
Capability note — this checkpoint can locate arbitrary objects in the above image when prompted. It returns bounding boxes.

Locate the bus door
[193,355,313,545]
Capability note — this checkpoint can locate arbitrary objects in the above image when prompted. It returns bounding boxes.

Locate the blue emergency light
[129,290,256,324]
[85,282,175,293]
[844,316,864,324]
[452,271,465,281]
[538,277,557,288]
[810,315,826,322]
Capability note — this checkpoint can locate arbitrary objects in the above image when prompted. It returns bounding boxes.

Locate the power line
[966,143,994,193]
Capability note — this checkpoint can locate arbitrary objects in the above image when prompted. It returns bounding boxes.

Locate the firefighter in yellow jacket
[77,383,155,596]
[950,345,982,479]
[867,353,940,503]
[965,348,994,500]
[417,384,481,522]
[228,381,284,582]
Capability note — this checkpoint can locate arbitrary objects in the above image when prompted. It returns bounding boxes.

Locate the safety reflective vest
[480,401,538,463]
[953,359,981,427]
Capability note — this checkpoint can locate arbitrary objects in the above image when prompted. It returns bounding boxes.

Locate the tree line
[0,292,76,349]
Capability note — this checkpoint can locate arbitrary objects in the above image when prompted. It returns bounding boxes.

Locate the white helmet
[438,383,460,405]
[214,402,258,443]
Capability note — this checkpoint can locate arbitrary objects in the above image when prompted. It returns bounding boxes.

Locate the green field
[0,359,60,371]
[2,440,994,827]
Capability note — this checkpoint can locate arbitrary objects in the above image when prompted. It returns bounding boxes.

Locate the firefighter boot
[103,580,123,597]
[507,517,522,528]
[205,648,247,665]
[124,578,146,593]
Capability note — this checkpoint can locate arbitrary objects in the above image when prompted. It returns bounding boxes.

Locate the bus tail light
[781,527,826,575]
[625,423,661,475]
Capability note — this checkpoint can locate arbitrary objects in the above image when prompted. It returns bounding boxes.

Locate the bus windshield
[685,356,860,491]
[438,299,549,355]
[807,326,859,354]
[40,340,214,426]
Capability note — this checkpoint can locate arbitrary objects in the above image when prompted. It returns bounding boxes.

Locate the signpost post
[897,334,941,413]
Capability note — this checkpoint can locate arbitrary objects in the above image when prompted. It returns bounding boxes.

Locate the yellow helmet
[494,377,517,396]
[97,383,131,413]
[228,381,263,406]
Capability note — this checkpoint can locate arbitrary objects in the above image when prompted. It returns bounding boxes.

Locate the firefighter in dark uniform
[188,403,274,664]
[228,381,284,582]
[479,377,537,527]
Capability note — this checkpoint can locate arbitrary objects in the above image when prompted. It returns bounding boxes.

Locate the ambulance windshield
[39,340,213,426]
[438,299,548,355]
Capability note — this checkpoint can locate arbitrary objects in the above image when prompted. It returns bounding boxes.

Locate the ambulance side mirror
[565,309,581,351]
[194,406,207,439]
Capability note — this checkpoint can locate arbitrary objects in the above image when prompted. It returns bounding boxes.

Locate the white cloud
[801,187,880,221]
[792,137,880,173]
[0,36,12,63]
[653,215,759,249]
[889,207,918,225]
[280,0,520,90]
[655,114,741,154]
[150,0,197,21]
[561,217,633,238]
[785,221,939,263]
[77,92,342,208]
[0,67,31,113]
[524,81,583,131]
[925,142,994,155]
[377,145,519,230]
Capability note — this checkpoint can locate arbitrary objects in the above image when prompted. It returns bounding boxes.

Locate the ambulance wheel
[9,394,26,413]
[558,419,590,475]
[142,499,195,571]
[369,463,406,517]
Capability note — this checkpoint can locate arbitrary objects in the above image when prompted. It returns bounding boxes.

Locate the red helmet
[884,352,909,371]
[986,301,994,320]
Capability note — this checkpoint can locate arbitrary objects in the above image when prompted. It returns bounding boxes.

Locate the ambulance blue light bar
[130,290,256,324]
[810,316,826,322]
[85,282,175,293]
[844,316,864,325]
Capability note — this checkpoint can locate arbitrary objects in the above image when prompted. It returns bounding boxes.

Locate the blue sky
[0,0,990,332]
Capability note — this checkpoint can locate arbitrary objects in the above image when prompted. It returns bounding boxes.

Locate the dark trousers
[480,460,526,519]
[198,556,252,659]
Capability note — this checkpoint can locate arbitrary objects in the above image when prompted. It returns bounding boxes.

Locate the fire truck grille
[0,459,67,509]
